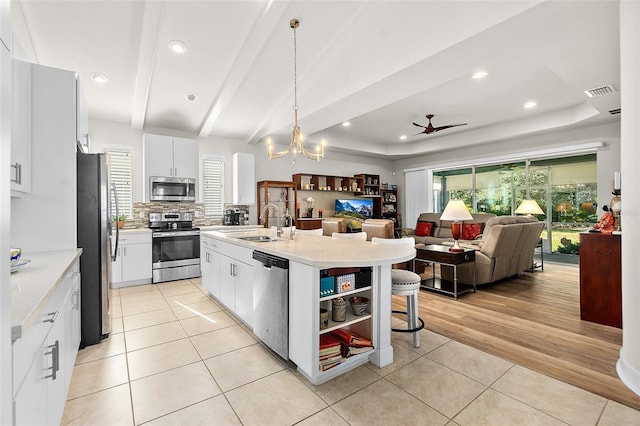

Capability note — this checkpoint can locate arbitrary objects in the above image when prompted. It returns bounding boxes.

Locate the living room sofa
[402,212,496,245]
[440,215,545,285]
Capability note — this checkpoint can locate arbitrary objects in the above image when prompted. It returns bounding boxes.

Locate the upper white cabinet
[10,59,31,194]
[232,152,255,205]
[10,63,81,252]
[76,79,89,152]
[143,133,198,201]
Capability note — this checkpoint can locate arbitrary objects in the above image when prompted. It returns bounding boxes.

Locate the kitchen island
[201,228,415,385]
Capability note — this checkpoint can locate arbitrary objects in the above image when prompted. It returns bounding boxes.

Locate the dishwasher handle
[252,251,289,270]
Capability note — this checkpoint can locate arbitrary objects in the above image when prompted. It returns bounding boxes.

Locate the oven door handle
[152,231,201,238]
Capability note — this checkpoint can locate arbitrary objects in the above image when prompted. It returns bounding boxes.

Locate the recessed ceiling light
[524,101,537,109]
[169,40,186,54]
[399,135,407,140]
[91,73,108,84]
[342,121,351,127]
[472,71,488,79]
[186,93,198,101]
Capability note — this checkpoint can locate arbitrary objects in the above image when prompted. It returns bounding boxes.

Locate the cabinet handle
[123,246,127,256]
[73,290,80,310]
[170,167,173,176]
[45,340,59,380]
[174,167,178,176]
[43,311,58,323]
[10,163,21,184]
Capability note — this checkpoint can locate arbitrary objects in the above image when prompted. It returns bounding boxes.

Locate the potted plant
[112,214,127,229]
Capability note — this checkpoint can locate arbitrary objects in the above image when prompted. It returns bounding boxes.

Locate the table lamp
[515,199,544,216]
[440,200,473,252]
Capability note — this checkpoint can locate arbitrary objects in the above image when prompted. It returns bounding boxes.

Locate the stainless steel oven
[150,212,200,283]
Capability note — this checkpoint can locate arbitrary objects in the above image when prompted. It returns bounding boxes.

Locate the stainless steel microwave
[150,176,196,202]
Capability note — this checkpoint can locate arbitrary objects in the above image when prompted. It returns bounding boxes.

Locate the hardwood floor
[392,261,640,410]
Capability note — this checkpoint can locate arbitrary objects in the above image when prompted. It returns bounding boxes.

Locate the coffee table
[414,244,476,299]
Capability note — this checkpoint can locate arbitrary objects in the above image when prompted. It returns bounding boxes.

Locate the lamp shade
[515,199,544,215]
[440,200,473,221]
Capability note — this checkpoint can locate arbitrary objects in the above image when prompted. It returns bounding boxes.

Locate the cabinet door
[201,247,221,300]
[47,308,67,426]
[111,245,124,284]
[76,79,89,151]
[145,133,175,177]
[122,242,152,282]
[64,273,81,391]
[234,260,253,327]
[13,341,49,426]
[11,58,31,193]
[219,255,235,311]
[233,153,255,205]
[173,137,198,179]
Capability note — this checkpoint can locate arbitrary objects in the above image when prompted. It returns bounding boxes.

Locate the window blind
[105,148,133,219]
[203,158,224,217]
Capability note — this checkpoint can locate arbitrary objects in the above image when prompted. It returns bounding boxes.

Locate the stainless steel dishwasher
[252,250,289,359]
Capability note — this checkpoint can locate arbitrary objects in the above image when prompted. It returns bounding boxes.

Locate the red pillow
[461,223,483,240]
[415,221,434,237]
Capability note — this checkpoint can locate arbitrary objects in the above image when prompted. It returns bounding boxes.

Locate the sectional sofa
[404,213,545,286]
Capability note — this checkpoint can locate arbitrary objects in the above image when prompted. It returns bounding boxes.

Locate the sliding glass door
[431,154,597,258]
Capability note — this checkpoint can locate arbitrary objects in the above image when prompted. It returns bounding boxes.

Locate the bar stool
[371,237,424,348]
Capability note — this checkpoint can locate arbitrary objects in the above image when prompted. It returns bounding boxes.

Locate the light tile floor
[63,278,640,425]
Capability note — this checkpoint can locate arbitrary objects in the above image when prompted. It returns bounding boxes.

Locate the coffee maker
[224,209,240,225]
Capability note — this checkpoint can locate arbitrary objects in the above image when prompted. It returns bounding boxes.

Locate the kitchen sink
[237,235,280,242]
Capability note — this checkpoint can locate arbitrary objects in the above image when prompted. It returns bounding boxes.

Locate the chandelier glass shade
[266,19,325,163]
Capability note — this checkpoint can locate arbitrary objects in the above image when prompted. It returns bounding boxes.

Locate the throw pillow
[415,221,434,237]
[461,223,483,240]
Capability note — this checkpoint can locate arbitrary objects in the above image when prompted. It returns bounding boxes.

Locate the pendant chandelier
[266,18,325,163]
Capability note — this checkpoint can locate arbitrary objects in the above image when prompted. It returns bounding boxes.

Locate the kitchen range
[149,211,200,283]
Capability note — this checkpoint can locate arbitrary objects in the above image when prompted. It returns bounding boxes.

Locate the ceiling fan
[413,114,467,135]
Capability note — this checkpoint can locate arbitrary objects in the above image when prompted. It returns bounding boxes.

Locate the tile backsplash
[125,202,221,228]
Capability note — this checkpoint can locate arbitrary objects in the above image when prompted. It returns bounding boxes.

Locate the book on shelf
[341,344,374,358]
[319,333,341,350]
[330,328,373,348]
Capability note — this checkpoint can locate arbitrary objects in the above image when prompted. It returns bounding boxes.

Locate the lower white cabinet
[13,259,81,426]
[201,236,221,299]
[111,232,152,287]
[201,238,253,327]
[219,254,253,327]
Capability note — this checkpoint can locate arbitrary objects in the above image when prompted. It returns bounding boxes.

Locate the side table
[414,244,476,299]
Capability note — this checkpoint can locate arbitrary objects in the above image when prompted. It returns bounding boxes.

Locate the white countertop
[118,228,152,234]
[11,249,83,341]
[202,229,415,268]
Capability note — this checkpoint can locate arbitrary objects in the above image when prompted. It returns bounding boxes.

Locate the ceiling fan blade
[433,123,468,132]
[412,122,427,128]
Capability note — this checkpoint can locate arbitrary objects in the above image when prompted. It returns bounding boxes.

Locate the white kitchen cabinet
[219,254,253,327]
[13,258,81,426]
[201,236,221,299]
[143,133,198,201]
[10,63,81,252]
[110,232,152,288]
[232,152,255,205]
[10,58,30,194]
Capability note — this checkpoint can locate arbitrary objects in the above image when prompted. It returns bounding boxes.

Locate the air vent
[609,108,621,115]
[584,85,617,98]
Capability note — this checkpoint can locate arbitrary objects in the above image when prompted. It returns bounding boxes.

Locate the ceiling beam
[130,0,164,130]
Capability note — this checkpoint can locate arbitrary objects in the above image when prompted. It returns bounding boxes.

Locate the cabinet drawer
[201,235,222,252]
[117,231,151,244]
[220,241,253,265]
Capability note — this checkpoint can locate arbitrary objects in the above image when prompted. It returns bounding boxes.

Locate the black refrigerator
[77,152,118,346]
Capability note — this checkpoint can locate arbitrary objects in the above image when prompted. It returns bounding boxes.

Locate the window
[203,157,224,217]
[105,148,132,219]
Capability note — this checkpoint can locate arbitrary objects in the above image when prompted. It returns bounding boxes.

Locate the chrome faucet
[281,208,295,239]
[260,203,282,238]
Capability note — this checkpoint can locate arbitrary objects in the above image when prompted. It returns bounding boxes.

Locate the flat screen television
[335,199,374,220]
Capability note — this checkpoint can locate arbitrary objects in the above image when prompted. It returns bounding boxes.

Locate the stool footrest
[391,310,425,333]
